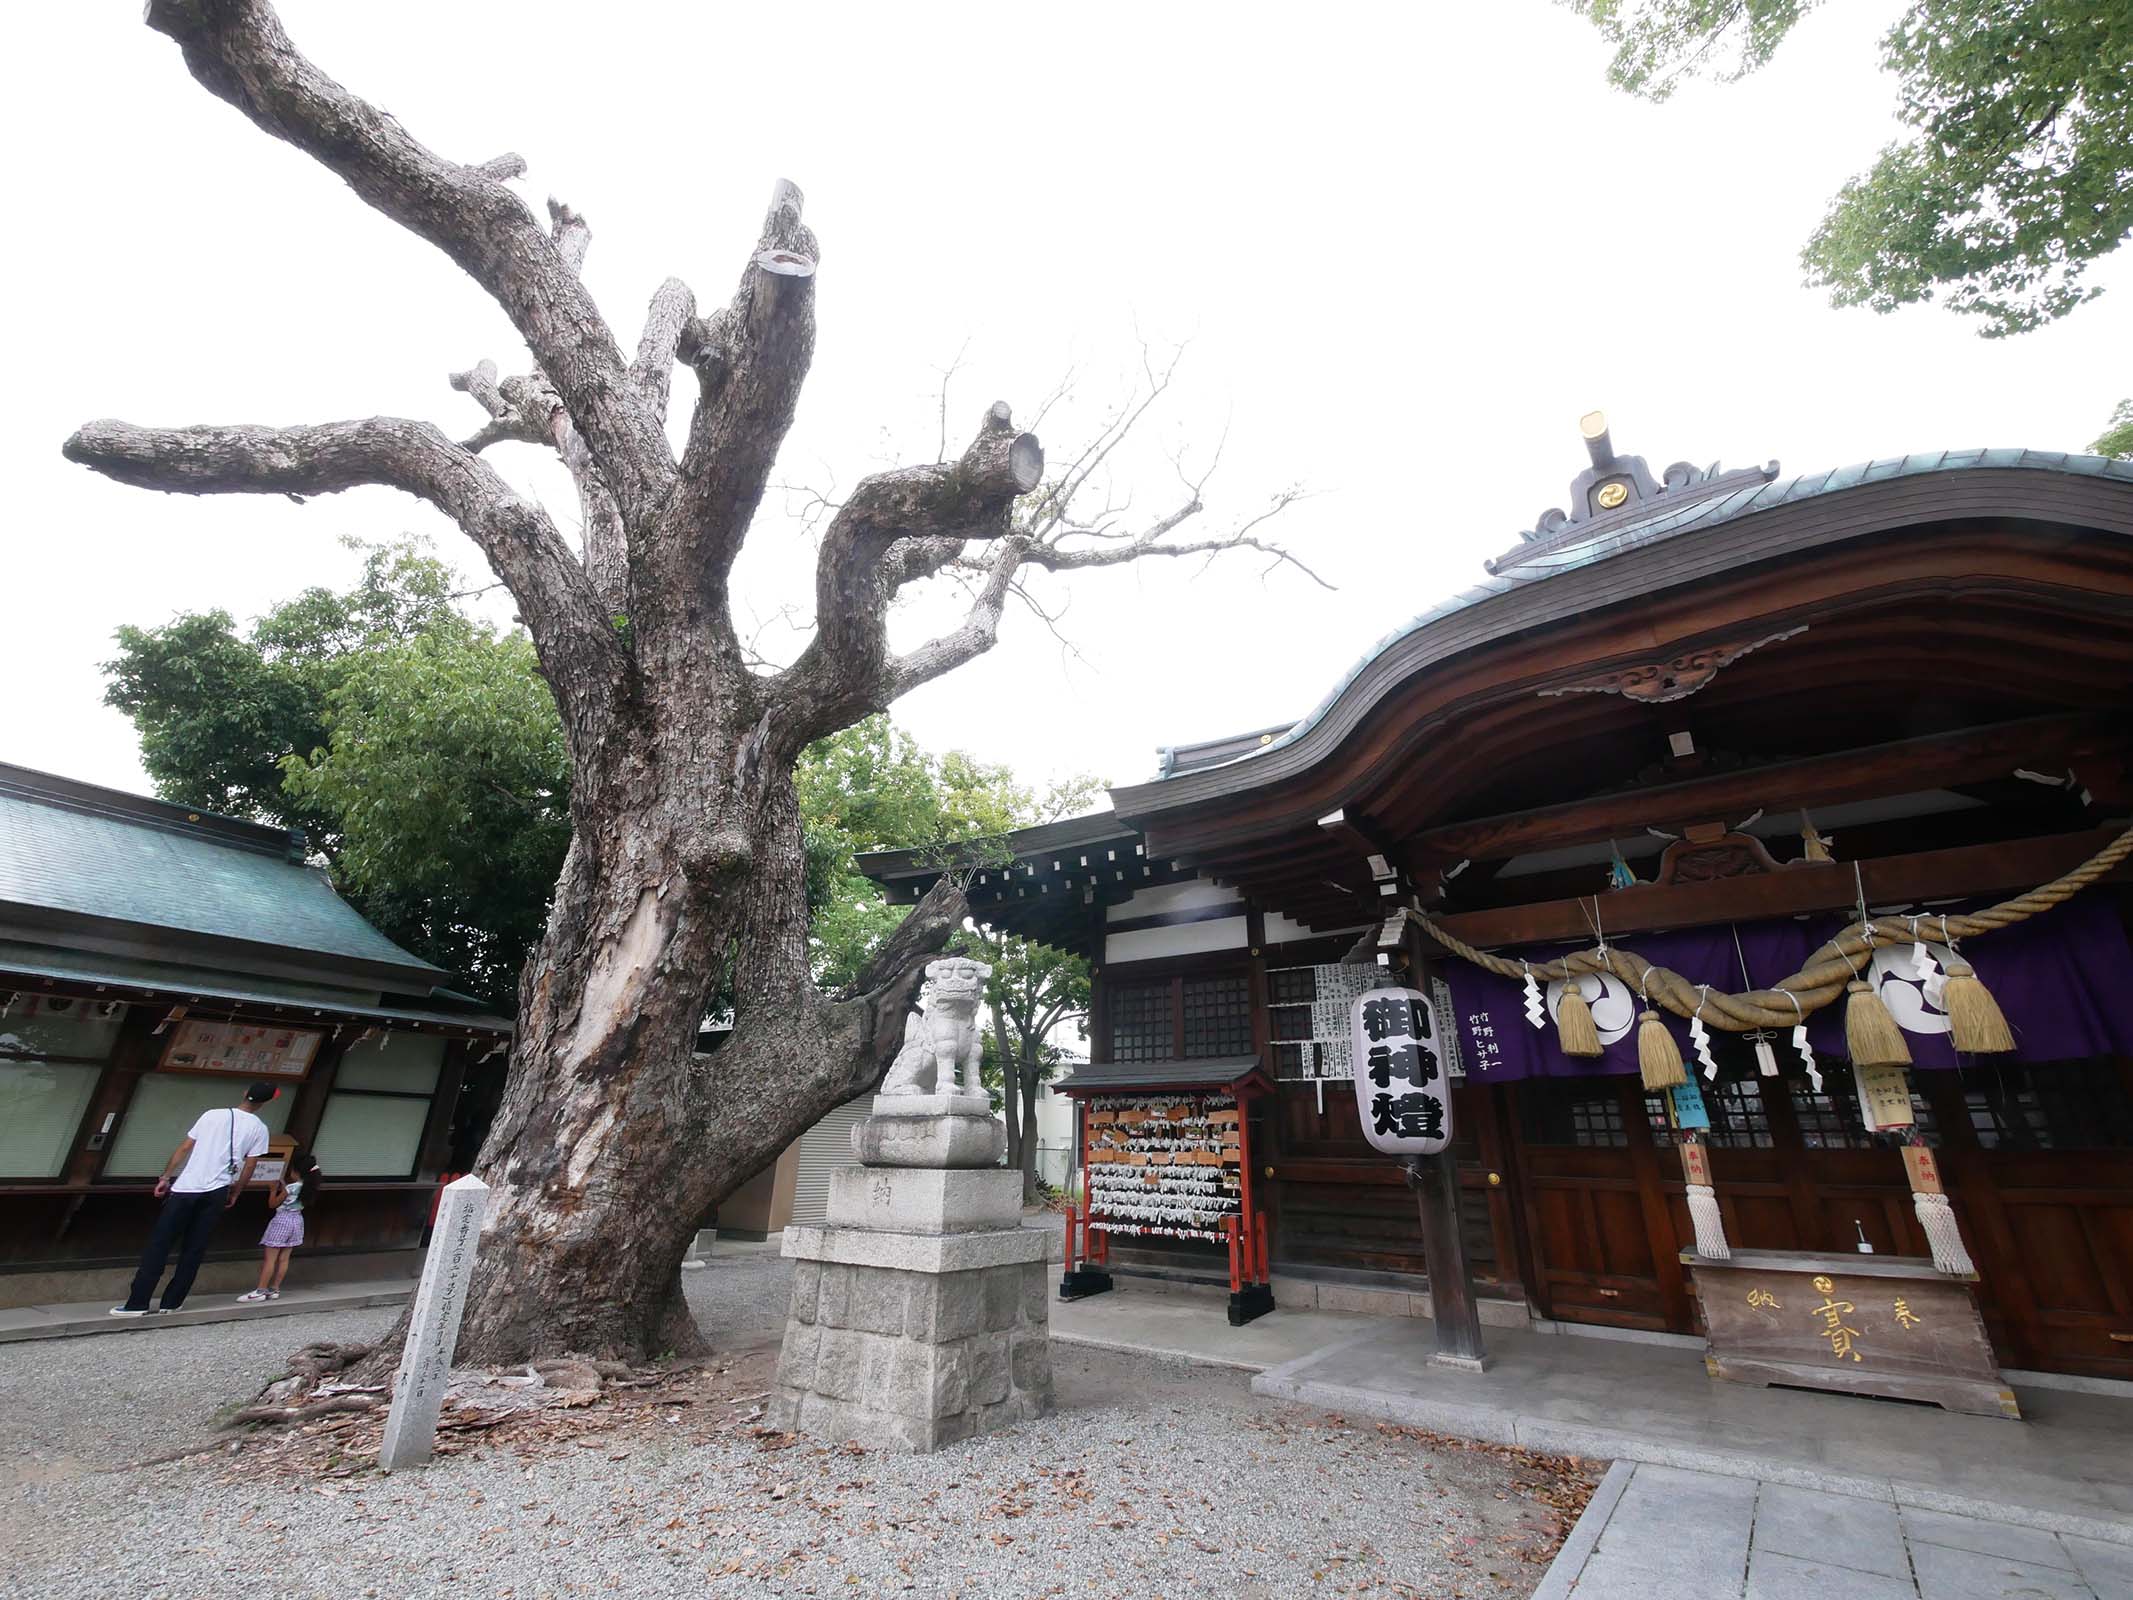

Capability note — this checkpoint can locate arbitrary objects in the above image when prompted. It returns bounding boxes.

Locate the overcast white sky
[8,2,2129,808]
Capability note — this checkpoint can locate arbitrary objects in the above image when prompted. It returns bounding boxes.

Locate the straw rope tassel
[1842,936,1911,1068]
[1903,1143,1976,1276]
[1935,922,2016,1055]
[1638,1003,1685,1090]
[1680,1135,1729,1260]
[1556,980,1603,1058]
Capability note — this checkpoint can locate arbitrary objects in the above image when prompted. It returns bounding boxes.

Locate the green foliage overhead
[1566,0,1819,100]
[2091,399,2133,459]
[1565,0,2133,338]
[282,628,569,1005]
[105,538,555,1001]
[796,718,1102,991]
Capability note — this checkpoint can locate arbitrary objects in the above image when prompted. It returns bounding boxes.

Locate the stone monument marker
[379,1172,488,1470]
[771,958,1054,1450]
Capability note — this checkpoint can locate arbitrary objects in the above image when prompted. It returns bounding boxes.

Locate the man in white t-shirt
[110,1080,277,1316]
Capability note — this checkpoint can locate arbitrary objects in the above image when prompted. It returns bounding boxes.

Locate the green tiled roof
[0,765,441,981]
[0,939,509,1033]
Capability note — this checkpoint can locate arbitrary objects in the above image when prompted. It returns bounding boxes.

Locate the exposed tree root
[231,1338,656,1429]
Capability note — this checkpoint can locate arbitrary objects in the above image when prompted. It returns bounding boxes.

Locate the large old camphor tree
[67,1,1311,1367]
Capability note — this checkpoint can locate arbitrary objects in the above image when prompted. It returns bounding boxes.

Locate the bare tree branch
[1030,488,1327,586]
[62,415,623,713]
[772,403,1042,743]
[631,277,697,424]
[932,338,971,464]
[144,0,672,517]
[652,182,820,614]
[886,535,1028,699]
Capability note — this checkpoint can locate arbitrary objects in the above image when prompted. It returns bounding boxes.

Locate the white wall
[1103,874,1248,965]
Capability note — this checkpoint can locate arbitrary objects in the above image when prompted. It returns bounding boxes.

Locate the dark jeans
[123,1187,232,1311]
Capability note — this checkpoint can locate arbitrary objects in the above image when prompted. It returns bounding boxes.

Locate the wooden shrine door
[1501,1078,1689,1332]
[1501,1063,2133,1377]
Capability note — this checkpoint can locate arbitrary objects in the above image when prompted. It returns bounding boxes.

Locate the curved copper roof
[1118,449,2133,821]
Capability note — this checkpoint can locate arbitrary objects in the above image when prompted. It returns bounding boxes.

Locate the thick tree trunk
[995,997,1020,1170]
[360,756,947,1371]
[1018,1060,1043,1204]
[74,0,1302,1389]
[449,816,720,1364]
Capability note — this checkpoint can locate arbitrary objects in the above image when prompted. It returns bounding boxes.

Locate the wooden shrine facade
[0,763,511,1301]
[864,429,2133,1382]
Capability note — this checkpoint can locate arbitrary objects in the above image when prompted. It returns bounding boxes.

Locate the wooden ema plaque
[1081,1092,1244,1244]
[1066,1088,1273,1325]
[1686,1248,2018,1419]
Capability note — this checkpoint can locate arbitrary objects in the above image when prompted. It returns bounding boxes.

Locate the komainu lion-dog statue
[880,957,991,1097]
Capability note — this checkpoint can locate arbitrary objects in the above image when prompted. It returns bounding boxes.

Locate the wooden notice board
[159,1020,323,1080]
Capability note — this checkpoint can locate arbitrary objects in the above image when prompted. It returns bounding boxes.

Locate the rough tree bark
[66,0,1315,1367]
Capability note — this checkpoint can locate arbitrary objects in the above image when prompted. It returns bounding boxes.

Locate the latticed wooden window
[1266,966,1316,1007]
[1791,1081,1875,1150]
[1706,1081,1775,1149]
[1521,1082,1630,1147]
[1182,975,1252,1058]
[1966,1061,2131,1150]
[1643,1094,1675,1149]
[1568,1090,1630,1147]
[1269,1003,1312,1042]
[1109,981,1172,1063]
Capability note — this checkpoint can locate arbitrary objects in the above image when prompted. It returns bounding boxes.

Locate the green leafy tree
[1567,1,2133,338]
[2092,400,2133,459]
[282,627,569,1003]
[794,718,1027,990]
[106,548,1061,1011]
[102,538,553,995]
[104,537,460,833]
[972,928,1091,1204]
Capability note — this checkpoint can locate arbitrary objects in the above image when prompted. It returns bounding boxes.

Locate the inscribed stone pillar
[379,1173,488,1470]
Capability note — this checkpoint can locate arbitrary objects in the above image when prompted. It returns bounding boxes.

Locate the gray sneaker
[107,1307,163,1317]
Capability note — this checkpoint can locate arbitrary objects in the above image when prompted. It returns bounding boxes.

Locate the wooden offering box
[1684,1248,2018,1420]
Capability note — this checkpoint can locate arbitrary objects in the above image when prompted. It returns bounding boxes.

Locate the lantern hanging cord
[1402,822,2133,1034]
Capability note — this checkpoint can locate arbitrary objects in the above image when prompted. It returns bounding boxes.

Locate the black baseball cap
[244,1081,279,1104]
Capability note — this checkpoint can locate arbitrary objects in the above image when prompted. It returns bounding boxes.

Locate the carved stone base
[852,1101,1005,1169]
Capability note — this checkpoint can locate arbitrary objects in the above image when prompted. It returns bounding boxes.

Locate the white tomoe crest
[1546,970,1636,1046]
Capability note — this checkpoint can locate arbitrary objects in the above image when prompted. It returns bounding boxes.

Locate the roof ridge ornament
[1486,411,1778,577]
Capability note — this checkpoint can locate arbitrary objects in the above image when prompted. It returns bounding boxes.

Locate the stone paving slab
[1251,1317,2133,1547]
[1049,1285,1380,1372]
[0,1278,413,1343]
[1538,1460,2124,1599]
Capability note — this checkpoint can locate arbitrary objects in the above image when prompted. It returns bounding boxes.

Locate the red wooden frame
[1061,1070,1273,1304]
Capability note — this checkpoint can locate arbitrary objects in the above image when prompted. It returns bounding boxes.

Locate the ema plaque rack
[1055,1059,1274,1325]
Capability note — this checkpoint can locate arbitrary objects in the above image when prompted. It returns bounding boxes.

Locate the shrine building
[0,762,511,1305]
[861,419,2133,1386]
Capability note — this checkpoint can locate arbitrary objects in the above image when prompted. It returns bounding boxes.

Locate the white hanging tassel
[1752,1033,1778,1077]
[1913,1191,1976,1276]
[1521,966,1546,1030]
[1686,1184,1731,1260]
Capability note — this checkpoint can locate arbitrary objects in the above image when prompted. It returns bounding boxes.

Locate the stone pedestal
[772,1107,1051,1452]
[850,1092,1006,1168]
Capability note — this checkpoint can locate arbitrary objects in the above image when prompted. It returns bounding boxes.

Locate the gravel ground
[3,1253,1590,1600]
